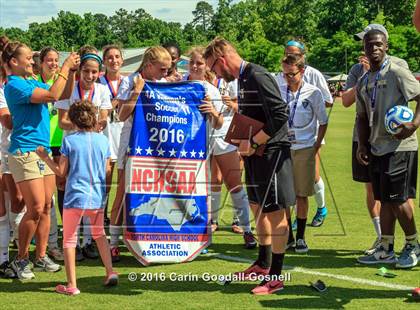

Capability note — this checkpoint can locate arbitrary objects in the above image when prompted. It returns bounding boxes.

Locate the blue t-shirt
[4,75,51,154]
[61,132,111,210]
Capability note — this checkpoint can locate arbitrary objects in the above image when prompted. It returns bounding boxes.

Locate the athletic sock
[0,215,10,264]
[405,233,418,247]
[314,178,326,209]
[110,225,122,247]
[231,189,251,232]
[9,209,25,242]
[256,244,272,269]
[381,235,395,252]
[210,191,221,223]
[296,218,307,240]
[269,252,285,276]
[372,216,381,239]
[287,218,294,243]
[48,197,59,248]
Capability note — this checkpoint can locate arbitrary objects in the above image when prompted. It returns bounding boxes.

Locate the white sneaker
[34,255,61,272]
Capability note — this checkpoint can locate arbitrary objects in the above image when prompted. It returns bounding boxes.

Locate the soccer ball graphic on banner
[384,105,414,135]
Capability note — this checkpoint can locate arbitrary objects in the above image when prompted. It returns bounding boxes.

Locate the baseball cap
[354,24,389,41]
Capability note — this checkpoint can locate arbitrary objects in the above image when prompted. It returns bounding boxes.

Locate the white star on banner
[180,150,187,157]
[145,147,153,155]
[157,148,165,156]
[198,150,205,158]
[135,146,142,154]
[169,148,177,157]
[190,150,197,158]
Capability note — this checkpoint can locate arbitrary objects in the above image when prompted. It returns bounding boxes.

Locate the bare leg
[64,247,77,288]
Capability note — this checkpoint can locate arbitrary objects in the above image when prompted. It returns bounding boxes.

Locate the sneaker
[48,247,64,262]
[55,284,80,296]
[34,255,61,272]
[286,239,295,251]
[395,243,419,269]
[104,272,119,287]
[234,263,269,281]
[243,231,257,249]
[231,221,244,234]
[364,238,381,255]
[11,258,35,280]
[211,220,219,233]
[76,245,85,262]
[251,280,284,295]
[82,243,99,259]
[295,239,309,253]
[111,246,121,263]
[0,261,17,278]
[357,245,397,265]
[291,219,297,231]
[311,207,328,227]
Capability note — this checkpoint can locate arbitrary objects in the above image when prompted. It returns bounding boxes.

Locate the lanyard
[286,84,303,128]
[237,61,247,101]
[364,58,389,111]
[104,75,121,99]
[77,82,95,101]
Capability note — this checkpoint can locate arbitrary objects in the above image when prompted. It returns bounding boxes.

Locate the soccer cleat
[234,263,269,281]
[231,221,244,234]
[251,280,284,295]
[286,239,295,251]
[11,258,35,280]
[82,243,99,259]
[364,238,381,255]
[34,255,61,272]
[311,207,328,227]
[76,245,85,262]
[243,231,257,249]
[48,247,64,261]
[395,243,419,269]
[357,245,397,265]
[55,284,80,296]
[295,239,309,253]
[104,272,119,287]
[211,220,219,233]
[0,261,17,278]
[111,247,121,263]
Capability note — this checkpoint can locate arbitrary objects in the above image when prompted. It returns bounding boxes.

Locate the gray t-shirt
[356,59,420,156]
[348,56,409,142]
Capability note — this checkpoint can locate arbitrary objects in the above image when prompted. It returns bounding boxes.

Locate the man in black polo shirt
[204,38,295,295]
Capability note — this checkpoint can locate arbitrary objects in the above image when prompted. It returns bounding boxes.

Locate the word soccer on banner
[124,81,211,266]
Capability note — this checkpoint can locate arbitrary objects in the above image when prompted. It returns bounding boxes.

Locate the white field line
[212,253,416,291]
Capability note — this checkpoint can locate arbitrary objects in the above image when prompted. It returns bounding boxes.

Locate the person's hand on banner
[199,95,218,117]
[231,139,256,156]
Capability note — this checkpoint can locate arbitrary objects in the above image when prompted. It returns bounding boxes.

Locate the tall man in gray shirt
[356,29,420,268]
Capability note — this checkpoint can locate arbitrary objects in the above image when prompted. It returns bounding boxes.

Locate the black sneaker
[0,261,17,278]
[295,239,309,253]
[243,231,257,249]
[83,243,99,259]
[76,245,85,262]
[286,239,295,251]
[11,258,35,280]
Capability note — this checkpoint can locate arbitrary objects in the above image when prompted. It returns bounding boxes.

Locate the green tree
[192,1,214,35]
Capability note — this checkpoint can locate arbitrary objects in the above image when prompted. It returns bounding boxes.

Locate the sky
[0,0,238,29]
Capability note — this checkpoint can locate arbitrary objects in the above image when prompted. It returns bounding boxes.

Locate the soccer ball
[384,105,414,135]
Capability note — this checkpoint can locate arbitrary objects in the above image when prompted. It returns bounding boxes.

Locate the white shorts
[210,137,237,156]
[1,153,11,174]
[117,118,133,170]
[104,119,124,161]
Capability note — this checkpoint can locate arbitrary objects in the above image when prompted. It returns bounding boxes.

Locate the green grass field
[1,100,419,309]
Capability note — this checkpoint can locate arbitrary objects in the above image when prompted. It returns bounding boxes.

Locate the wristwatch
[250,136,259,150]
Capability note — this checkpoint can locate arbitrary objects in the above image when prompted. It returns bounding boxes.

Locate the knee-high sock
[231,189,251,232]
[314,178,326,209]
[48,197,58,249]
[110,225,122,247]
[211,191,221,223]
[9,207,25,242]
[57,189,65,219]
[0,215,10,264]
[372,216,381,239]
[82,216,92,246]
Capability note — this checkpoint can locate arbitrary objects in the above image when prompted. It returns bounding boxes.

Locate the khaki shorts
[291,147,316,197]
[9,151,54,183]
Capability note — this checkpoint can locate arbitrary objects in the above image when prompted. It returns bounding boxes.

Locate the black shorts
[244,147,295,213]
[370,151,417,203]
[51,146,61,157]
[352,141,370,183]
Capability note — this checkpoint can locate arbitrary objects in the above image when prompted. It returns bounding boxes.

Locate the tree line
[1,0,419,72]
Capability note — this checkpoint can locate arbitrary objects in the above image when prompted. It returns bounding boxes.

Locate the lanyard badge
[286,84,303,143]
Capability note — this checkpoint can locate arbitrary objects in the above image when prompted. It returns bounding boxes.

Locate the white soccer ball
[384,105,414,135]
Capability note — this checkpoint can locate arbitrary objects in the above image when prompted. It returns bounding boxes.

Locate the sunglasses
[210,57,222,72]
[283,71,301,78]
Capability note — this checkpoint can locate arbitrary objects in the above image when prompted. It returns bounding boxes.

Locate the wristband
[250,136,259,150]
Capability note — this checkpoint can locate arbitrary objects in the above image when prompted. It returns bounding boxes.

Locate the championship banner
[124,81,210,266]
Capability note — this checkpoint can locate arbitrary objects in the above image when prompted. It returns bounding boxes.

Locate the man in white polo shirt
[279,54,328,253]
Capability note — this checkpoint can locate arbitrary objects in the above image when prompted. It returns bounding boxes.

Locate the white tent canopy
[327,74,348,83]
